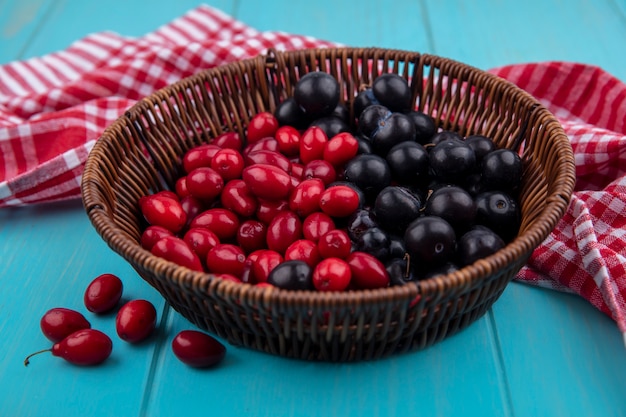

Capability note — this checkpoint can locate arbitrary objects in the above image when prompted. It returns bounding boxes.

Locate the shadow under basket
[81,47,576,362]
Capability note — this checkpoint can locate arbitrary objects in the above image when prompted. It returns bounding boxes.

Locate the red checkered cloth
[1,6,625,341]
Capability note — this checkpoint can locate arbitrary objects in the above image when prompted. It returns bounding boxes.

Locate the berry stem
[403,253,411,278]
[24,348,52,366]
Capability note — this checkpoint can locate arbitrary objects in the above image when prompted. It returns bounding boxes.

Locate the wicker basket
[81,47,575,362]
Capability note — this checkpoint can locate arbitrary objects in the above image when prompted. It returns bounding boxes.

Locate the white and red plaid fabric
[1,6,624,340]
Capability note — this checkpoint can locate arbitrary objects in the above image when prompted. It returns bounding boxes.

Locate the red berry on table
[171,330,226,368]
[84,273,124,314]
[40,308,91,343]
[312,258,352,292]
[116,300,157,343]
[24,329,112,367]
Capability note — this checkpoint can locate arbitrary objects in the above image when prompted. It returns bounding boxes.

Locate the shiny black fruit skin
[354,88,380,118]
[275,97,310,130]
[407,111,436,144]
[347,208,378,241]
[372,73,412,113]
[309,116,351,139]
[430,130,464,145]
[358,105,392,139]
[456,226,505,267]
[354,227,390,260]
[481,148,523,191]
[386,257,418,286]
[424,185,476,234]
[385,141,429,185]
[267,260,314,290]
[475,191,520,242]
[404,216,456,266]
[294,72,340,118]
[429,139,477,184]
[373,186,422,235]
[343,154,392,202]
[465,134,496,164]
[370,113,416,156]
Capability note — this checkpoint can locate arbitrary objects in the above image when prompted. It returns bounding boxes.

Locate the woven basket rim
[82,47,576,309]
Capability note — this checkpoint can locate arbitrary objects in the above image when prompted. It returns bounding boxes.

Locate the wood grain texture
[1,0,625,416]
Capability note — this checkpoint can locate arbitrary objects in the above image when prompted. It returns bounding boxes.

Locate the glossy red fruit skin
[323,132,359,167]
[172,330,226,368]
[116,300,157,343]
[242,164,292,201]
[299,126,328,164]
[84,273,124,314]
[186,167,225,202]
[220,179,258,218]
[302,212,335,242]
[317,229,352,259]
[140,225,174,251]
[139,194,187,234]
[319,185,360,218]
[249,249,283,283]
[175,176,190,198]
[206,244,246,276]
[183,144,221,173]
[188,208,240,241]
[212,132,242,151]
[243,137,279,158]
[284,239,321,268]
[274,125,301,157]
[255,199,289,225]
[302,159,337,186]
[52,329,113,366]
[179,196,205,227]
[40,308,91,343]
[236,219,267,254]
[312,258,352,292]
[247,112,279,143]
[210,148,245,181]
[346,251,390,289]
[288,178,325,218]
[244,150,292,174]
[183,228,220,261]
[151,236,205,272]
[266,211,302,254]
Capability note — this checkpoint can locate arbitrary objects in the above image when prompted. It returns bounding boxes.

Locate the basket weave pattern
[81,48,575,361]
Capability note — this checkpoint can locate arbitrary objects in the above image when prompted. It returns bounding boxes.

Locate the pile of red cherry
[139,71,523,291]
[25,273,225,368]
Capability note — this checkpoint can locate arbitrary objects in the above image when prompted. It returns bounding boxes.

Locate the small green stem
[24,349,51,366]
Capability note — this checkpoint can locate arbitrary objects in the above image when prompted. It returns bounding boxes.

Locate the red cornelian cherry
[84,273,124,314]
[317,229,352,259]
[346,251,390,289]
[288,178,325,218]
[40,308,91,343]
[244,150,292,174]
[175,176,190,198]
[236,220,268,254]
[116,299,157,343]
[284,239,321,268]
[189,208,240,241]
[179,196,205,227]
[312,257,352,292]
[249,249,284,283]
[172,330,227,368]
[210,148,245,181]
[266,211,302,254]
[242,164,292,201]
[274,125,301,157]
[319,185,361,218]
[220,179,258,218]
[242,136,280,156]
[183,228,220,261]
[255,199,289,225]
[302,212,335,242]
[151,236,204,272]
[299,126,328,164]
[323,132,359,167]
[302,159,337,186]
[212,132,242,150]
[186,167,224,202]
[183,144,221,173]
[139,193,187,234]
[206,244,246,276]
[246,112,279,143]
[24,329,112,367]
[140,225,174,251]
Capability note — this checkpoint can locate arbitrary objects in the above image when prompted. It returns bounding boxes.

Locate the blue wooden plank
[0,201,169,417]
[0,0,54,63]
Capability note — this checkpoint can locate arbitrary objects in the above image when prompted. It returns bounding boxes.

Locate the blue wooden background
[1,1,625,416]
